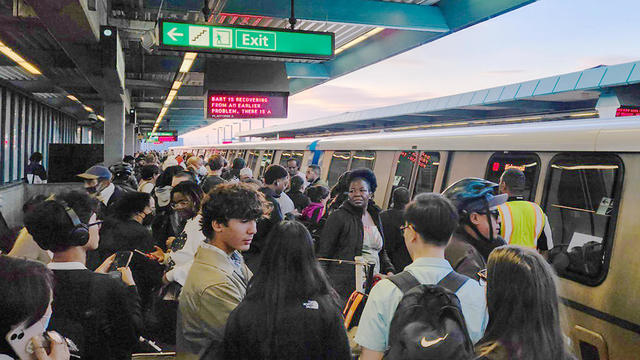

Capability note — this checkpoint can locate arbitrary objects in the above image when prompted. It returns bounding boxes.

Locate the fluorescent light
[171,81,182,90]
[0,40,42,75]
[67,95,79,101]
[179,52,197,73]
[83,105,94,112]
[97,115,105,121]
[335,27,384,55]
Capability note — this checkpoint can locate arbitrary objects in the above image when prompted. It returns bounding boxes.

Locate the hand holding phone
[107,251,133,273]
[32,332,70,360]
[4,319,70,360]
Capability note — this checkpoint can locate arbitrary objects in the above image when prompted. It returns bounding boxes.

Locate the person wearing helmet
[442,177,508,280]
[110,162,138,191]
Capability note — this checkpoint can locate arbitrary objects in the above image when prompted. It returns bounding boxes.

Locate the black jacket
[286,190,310,213]
[317,200,395,301]
[49,269,143,359]
[219,295,351,360]
[244,187,284,272]
[380,207,412,272]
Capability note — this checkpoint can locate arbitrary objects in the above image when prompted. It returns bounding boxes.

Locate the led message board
[159,20,334,60]
[615,106,640,117]
[146,131,178,143]
[206,91,288,119]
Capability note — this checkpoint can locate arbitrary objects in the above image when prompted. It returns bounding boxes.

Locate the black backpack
[384,271,475,360]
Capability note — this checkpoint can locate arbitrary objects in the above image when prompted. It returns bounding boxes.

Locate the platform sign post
[159,20,334,60]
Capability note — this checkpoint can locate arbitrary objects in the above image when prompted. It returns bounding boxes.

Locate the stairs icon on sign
[189,26,210,46]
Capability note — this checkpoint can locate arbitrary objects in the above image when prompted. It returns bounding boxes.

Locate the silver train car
[173,116,640,359]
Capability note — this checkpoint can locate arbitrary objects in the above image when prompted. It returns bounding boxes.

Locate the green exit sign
[159,20,334,60]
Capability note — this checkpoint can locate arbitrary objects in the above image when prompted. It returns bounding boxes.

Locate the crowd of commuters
[1,149,573,360]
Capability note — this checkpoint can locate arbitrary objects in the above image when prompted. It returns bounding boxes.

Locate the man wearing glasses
[443,178,508,281]
[24,191,143,359]
[355,193,488,360]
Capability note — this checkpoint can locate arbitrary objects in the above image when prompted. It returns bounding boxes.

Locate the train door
[484,152,542,201]
[381,151,442,208]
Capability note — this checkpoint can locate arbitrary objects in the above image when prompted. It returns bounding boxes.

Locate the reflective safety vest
[497,200,549,249]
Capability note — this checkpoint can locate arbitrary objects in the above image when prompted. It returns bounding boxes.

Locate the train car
[173,115,640,360]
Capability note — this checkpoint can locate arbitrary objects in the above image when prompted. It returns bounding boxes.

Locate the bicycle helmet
[109,162,133,177]
[442,178,508,215]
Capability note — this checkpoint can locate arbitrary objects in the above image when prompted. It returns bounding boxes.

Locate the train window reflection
[279,150,304,168]
[259,150,274,177]
[393,151,418,195]
[542,153,623,286]
[351,150,376,171]
[327,151,352,187]
[413,152,440,197]
[247,150,259,171]
[485,152,541,201]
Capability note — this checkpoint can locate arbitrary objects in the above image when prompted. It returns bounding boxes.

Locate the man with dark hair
[201,154,226,194]
[176,183,265,359]
[355,193,488,359]
[172,171,196,187]
[138,165,160,193]
[286,158,308,187]
[25,151,47,184]
[244,164,287,271]
[380,187,412,272]
[498,168,553,251]
[24,191,142,359]
[305,164,327,187]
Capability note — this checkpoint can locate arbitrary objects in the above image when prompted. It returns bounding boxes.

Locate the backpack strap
[437,271,470,293]
[388,271,421,294]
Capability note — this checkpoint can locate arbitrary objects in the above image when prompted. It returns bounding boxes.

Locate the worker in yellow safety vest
[497,168,554,252]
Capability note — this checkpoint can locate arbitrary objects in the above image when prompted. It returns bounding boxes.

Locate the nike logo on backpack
[420,334,448,348]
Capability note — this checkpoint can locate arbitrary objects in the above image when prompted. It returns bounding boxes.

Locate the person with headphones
[442,178,508,281]
[24,191,143,360]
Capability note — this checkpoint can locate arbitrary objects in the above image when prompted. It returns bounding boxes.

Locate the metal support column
[124,123,135,156]
[104,101,125,166]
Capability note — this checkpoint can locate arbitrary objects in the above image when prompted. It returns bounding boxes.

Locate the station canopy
[238,61,640,139]
[0,0,538,134]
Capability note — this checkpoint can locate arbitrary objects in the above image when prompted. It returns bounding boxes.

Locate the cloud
[482,69,526,75]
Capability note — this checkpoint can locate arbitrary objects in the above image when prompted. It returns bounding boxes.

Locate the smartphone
[5,318,47,360]
[170,233,188,252]
[108,251,133,272]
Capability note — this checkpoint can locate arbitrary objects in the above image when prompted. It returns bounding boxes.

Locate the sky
[180,0,640,145]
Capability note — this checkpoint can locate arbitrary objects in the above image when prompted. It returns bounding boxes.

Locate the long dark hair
[245,221,339,357]
[477,246,574,360]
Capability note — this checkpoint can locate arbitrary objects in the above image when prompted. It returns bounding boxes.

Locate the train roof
[174,116,640,153]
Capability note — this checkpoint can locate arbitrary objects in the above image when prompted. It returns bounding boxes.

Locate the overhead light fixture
[67,95,79,102]
[335,27,384,55]
[0,39,42,75]
[172,81,182,90]
[97,115,105,121]
[179,52,197,73]
[83,105,94,112]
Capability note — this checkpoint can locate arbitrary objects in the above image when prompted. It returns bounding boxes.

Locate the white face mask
[197,166,208,176]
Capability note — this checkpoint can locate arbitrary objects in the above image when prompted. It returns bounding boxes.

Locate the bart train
[173,116,640,360]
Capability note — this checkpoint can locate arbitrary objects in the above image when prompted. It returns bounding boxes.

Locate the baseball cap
[77,165,112,180]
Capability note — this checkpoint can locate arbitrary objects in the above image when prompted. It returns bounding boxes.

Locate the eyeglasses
[88,220,103,228]
[477,269,488,287]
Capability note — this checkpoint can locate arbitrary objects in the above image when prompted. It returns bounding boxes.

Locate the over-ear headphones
[45,195,90,247]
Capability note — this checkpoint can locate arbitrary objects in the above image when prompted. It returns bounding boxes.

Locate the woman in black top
[286,175,310,213]
[219,221,350,360]
[317,168,395,302]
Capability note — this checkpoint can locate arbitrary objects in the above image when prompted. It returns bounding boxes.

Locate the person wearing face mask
[317,168,395,303]
[151,166,187,251]
[99,192,163,307]
[0,256,70,360]
[150,181,205,287]
[24,191,142,359]
[76,165,125,218]
[186,156,206,185]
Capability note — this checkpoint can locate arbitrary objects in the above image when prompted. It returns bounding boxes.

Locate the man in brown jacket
[176,183,266,359]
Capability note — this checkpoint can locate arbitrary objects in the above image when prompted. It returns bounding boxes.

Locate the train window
[393,151,418,194]
[259,150,274,177]
[279,150,294,166]
[351,150,376,170]
[413,152,440,197]
[237,150,247,159]
[542,153,623,286]
[327,151,352,187]
[485,152,541,201]
[247,150,259,171]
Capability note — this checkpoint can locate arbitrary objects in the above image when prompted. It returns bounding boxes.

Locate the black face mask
[85,186,98,194]
[142,212,155,226]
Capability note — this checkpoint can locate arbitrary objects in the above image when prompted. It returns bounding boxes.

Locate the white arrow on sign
[167,27,184,42]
